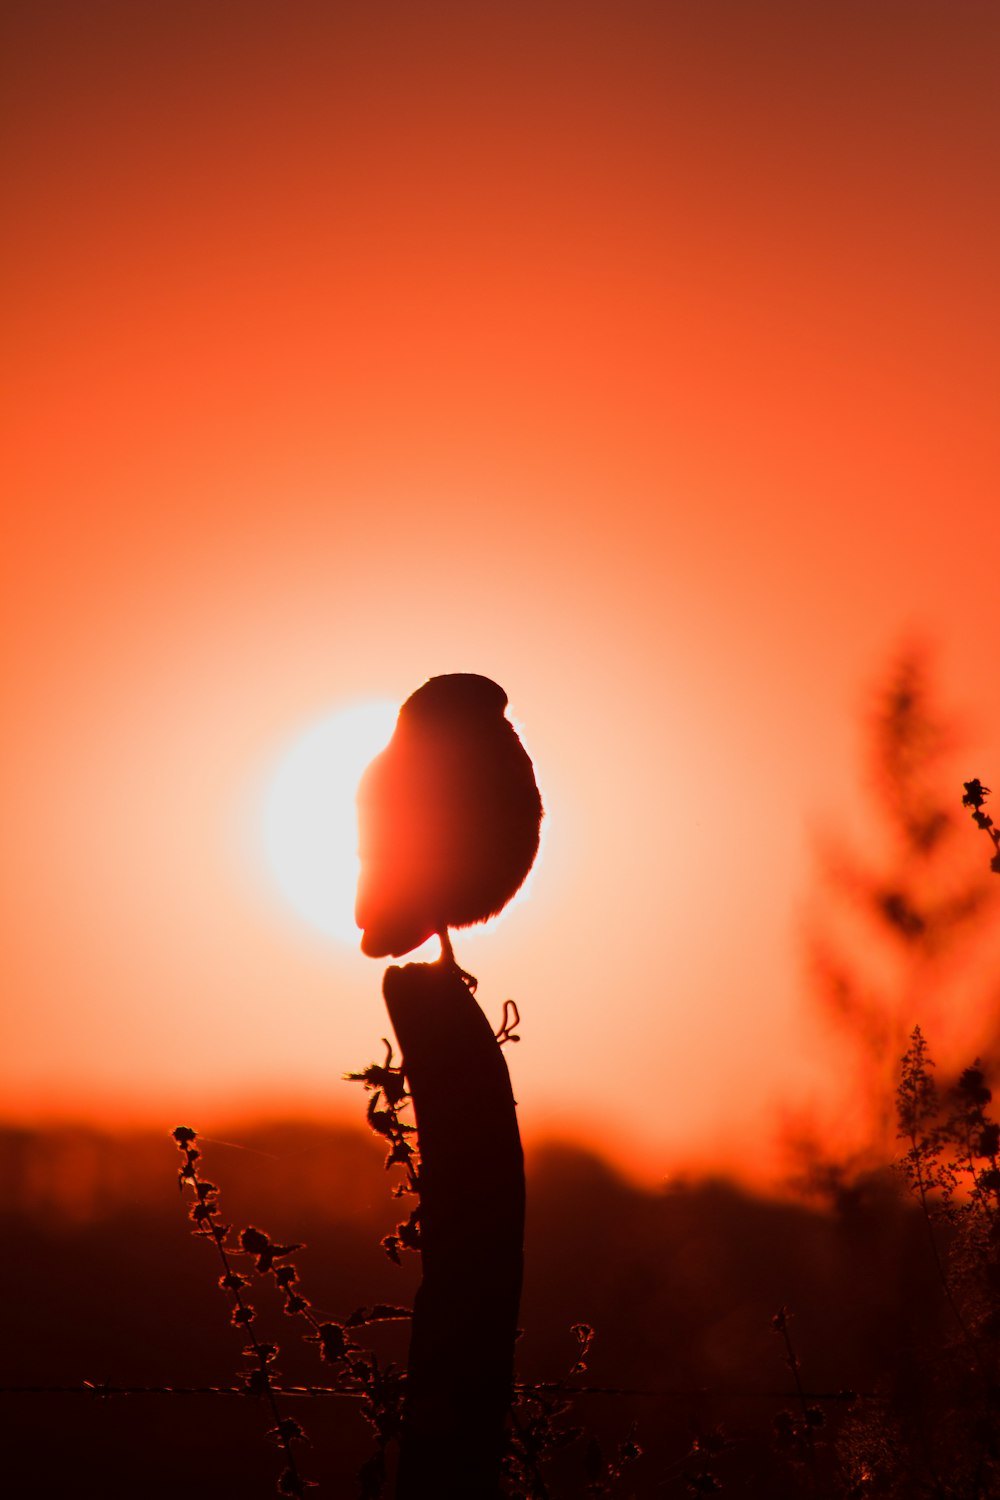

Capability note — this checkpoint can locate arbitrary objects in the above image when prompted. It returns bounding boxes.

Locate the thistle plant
[961,779,1000,874]
[172,1126,316,1496]
[172,1124,411,1498]
[344,1040,421,1265]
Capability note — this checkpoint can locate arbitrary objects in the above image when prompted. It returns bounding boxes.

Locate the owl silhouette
[355,674,542,973]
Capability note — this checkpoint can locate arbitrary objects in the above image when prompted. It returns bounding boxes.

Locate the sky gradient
[3,0,999,1184]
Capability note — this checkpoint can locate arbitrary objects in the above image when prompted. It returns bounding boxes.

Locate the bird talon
[436,929,478,991]
[456,965,478,994]
[438,960,478,993]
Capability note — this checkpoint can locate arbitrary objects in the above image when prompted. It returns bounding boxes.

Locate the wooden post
[383,961,525,1500]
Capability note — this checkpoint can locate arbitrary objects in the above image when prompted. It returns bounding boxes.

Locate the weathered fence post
[383,960,525,1499]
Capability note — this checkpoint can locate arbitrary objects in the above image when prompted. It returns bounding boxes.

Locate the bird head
[400,673,509,723]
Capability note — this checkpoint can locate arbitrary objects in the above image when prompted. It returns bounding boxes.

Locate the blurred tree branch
[791,648,998,1192]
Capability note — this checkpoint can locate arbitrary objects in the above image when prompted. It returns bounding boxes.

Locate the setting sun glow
[3,0,998,1186]
[261,701,398,944]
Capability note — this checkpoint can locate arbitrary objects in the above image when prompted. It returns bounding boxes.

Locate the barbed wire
[0,1381,872,1401]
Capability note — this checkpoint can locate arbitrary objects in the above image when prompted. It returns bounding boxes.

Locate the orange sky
[3,0,999,1185]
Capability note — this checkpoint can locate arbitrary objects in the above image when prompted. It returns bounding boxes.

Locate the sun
[261,700,399,944]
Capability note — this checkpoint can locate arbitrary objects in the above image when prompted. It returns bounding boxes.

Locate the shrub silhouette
[837,1027,1000,1497]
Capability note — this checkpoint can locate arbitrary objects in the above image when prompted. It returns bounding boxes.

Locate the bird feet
[436,930,478,993]
[454,963,479,994]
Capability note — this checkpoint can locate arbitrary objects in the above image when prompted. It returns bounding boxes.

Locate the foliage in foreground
[169,1020,1000,1498]
[172,1046,644,1499]
[837,1026,1000,1499]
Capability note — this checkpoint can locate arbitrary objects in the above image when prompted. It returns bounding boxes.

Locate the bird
[355,673,542,978]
